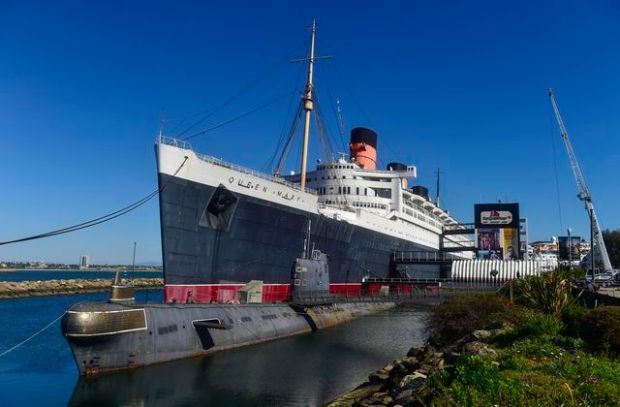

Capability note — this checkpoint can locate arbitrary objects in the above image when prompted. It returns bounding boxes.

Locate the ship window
[342,175,346,179]
[200,184,238,231]
[356,187,359,195]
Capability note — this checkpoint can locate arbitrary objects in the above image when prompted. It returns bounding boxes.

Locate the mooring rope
[0,313,65,358]
[0,157,188,246]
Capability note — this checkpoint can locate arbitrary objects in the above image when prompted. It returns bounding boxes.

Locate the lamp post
[567,228,572,272]
[590,208,595,280]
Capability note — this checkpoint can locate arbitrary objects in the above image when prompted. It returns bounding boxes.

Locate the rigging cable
[317,59,347,152]
[264,60,307,173]
[174,39,307,138]
[273,102,304,176]
[0,157,188,246]
[182,91,297,142]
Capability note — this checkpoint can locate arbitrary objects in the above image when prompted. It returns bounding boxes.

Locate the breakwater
[325,326,502,406]
[0,278,163,299]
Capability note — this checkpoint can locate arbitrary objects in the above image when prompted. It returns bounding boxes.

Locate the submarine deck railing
[158,136,317,196]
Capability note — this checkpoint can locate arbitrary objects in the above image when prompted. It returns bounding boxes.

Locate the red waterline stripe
[164,283,364,304]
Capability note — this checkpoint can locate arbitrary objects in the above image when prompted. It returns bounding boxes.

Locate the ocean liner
[156,22,471,304]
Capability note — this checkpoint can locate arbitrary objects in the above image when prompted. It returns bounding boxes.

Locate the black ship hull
[158,173,437,302]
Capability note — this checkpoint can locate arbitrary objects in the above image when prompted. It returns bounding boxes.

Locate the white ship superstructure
[155,20,472,304]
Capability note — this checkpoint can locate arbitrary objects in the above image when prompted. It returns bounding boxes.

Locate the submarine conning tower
[349,127,378,170]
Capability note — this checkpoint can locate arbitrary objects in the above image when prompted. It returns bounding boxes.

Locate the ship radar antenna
[291,19,331,191]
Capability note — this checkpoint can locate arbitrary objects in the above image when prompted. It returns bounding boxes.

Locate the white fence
[451,260,543,284]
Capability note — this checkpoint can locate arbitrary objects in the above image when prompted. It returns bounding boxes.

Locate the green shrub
[427,294,520,346]
[561,304,587,338]
[580,306,620,355]
[510,337,564,359]
[515,270,576,318]
[430,354,526,406]
[493,310,562,346]
[514,310,563,338]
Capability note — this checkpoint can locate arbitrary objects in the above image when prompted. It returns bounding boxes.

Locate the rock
[369,371,390,382]
[464,341,498,359]
[395,389,414,401]
[324,383,385,406]
[383,362,395,372]
[416,365,432,375]
[472,329,492,340]
[399,371,427,390]
[444,352,460,365]
[401,356,419,370]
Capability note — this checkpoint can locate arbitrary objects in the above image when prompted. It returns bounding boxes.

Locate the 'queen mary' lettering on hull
[229,176,299,201]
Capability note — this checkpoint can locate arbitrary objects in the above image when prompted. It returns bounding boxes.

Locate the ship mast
[299,19,317,191]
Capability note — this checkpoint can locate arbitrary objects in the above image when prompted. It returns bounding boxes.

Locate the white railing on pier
[158,136,317,196]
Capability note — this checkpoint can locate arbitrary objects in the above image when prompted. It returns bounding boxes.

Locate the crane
[548,88,613,273]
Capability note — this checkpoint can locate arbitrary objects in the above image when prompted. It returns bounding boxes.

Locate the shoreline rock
[0,278,163,299]
[325,325,510,407]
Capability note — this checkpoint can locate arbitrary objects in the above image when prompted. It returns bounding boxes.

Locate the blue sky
[1,1,619,264]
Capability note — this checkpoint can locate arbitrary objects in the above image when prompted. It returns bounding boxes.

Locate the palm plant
[515,270,577,318]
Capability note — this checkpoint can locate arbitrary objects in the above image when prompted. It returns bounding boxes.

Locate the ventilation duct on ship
[349,127,378,170]
[411,185,429,201]
[199,184,239,231]
[387,162,408,189]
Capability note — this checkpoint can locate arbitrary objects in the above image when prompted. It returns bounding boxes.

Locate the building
[79,255,90,270]
[529,237,591,270]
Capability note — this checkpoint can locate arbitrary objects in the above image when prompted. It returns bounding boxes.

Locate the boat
[156,21,471,304]
[61,21,472,375]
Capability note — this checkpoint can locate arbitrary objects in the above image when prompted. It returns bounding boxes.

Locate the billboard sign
[475,203,521,260]
[475,203,519,229]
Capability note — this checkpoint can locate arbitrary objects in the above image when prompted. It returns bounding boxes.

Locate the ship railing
[391,251,461,263]
[157,135,193,150]
[443,223,475,232]
[158,136,317,196]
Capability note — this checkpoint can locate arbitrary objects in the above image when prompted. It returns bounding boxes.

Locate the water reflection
[70,306,430,406]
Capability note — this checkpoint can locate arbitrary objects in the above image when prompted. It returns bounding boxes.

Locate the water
[0,270,162,282]
[0,292,430,406]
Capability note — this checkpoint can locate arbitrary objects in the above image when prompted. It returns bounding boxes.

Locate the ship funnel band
[350,127,377,148]
[350,127,378,170]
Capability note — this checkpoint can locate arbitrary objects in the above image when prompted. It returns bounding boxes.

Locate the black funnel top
[387,162,407,171]
[350,127,378,148]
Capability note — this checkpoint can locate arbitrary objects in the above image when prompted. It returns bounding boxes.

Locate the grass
[424,294,620,406]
